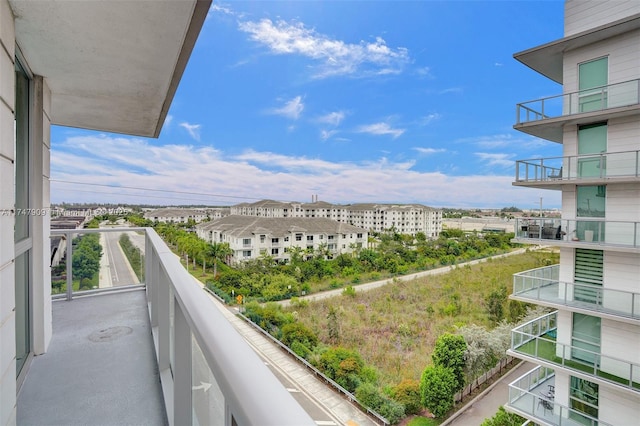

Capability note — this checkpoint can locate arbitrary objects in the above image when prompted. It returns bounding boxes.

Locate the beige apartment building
[231,199,443,237]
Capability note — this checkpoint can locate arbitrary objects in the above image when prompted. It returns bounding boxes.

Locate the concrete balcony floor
[17,289,167,426]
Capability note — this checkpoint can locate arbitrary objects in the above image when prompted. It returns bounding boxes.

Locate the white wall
[0,0,16,423]
[565,0,640,36]
[599,385,640,425]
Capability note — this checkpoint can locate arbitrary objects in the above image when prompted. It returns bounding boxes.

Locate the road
[100,229,140,287]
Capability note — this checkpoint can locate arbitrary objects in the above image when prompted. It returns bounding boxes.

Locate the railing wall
[51,228,314,426]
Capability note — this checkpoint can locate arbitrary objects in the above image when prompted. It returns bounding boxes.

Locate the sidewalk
[443,361,534,425]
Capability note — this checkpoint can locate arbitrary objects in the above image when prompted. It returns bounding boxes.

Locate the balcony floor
[17,289,167,426]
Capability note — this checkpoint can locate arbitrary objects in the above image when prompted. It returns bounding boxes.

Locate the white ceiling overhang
[514,13,640,84]
[10,0,211,137]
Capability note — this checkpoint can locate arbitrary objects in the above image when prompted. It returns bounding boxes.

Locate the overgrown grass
[407,417,440,426]
[284,250,558,387]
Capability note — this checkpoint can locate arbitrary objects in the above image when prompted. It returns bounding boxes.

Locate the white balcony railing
[507,365,612,426]
[515,150,640,183]
[514,217,640,250]
[513,265,640,320]
[50,227,314,426]
[510,311,640,392]
[516,79,640,125]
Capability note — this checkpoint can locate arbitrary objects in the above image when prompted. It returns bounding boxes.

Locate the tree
[420,365,457,418]
[208,242,233,277]
[481,407,525,426]
[431,333,467,392]
[486,287,507,324]
[390,379,421,415]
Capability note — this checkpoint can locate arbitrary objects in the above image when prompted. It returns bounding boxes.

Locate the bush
[342,285,356,297]
[432,333,467,392]
[281,322,318,350]
[390,379,421,415]
[420,365,457,418]
[316,347,364,393]
[481,406,525,426]
[355,383,405,424]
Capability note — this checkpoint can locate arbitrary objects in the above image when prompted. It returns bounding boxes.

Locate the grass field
[284,249,558,386]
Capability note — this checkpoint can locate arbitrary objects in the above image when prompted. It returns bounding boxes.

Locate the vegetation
[72,234,102,290]
[119,234,145,281]
[420,365,457,418]
[481,406,525,426]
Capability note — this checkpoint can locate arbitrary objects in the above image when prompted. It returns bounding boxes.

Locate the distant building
[144,207,221,224]
[230,199,442,237]
[196,216,368,263]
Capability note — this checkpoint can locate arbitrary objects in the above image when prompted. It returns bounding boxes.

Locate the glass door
[578,123,607,178]
[579,57,608,112]
[571,313,601,366]
[14,59,32,378]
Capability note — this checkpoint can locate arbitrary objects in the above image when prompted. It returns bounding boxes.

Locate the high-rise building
[505,1,640,425]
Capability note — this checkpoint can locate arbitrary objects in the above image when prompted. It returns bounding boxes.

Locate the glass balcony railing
[516,79,640,125]
[50,227,314,426]
[513,265,640,320]
[515,150,640,183]
[514,217,640,249]
[510,311,640,392]
[507,365,612,426]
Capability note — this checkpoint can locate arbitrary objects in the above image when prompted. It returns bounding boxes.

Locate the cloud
[494,62,504,67]
[414,147,446,155]
[317,111,346,126]
[163,115,173,127]
[179,122,201,141]
[460,134,551,150]
[268,96,304,120]
[320,130,338,141]
[238,19,410,78]
[356,122,405,139]
[420,113,442,126]
[475,152,515,168]
[50,134,559,208]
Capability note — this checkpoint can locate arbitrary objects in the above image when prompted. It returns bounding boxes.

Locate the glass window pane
[579,57,608,90]
[577,186,605,217]
[14,61,30,242]
[15,250,30,376]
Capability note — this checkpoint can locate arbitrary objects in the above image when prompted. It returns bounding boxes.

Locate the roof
[144,208,206,218]
[10,0,211,137]
[196,216,367,238]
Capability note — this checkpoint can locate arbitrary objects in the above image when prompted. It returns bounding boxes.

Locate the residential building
[144,207,210,224]
[505,2,640,425]
[196,215,368,263]
[0,1,311,425]
[230,199,443,237]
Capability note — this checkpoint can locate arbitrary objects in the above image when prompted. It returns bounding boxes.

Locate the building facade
[143,207,214,224]
[196,216,368,263]
[505,2,640,425]
[230,199,443,238]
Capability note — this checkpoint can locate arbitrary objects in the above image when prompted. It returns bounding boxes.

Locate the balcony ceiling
[10,0,211,138]
[514,13,640,84]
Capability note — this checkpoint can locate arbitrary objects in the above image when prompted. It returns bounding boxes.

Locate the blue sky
[52,1,565,209]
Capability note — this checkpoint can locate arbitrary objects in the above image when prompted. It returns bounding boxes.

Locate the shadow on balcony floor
[17,289,167,426]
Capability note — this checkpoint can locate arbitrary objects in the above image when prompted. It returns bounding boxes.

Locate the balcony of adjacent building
[513,79,640,142]
[18,227,313,426]
[513,217,640,253]
[508,311,640,394]
[514,150,640,189]
[506,365,611,426]
[512,265,640,324]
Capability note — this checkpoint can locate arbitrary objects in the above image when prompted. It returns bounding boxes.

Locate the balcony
[514,79,640,142]
[514,150,640,188]
[513,265,640,322]
[506,366,611,426]
[509,312,640,392]
[21,227,313,426]
[513,217,640,252]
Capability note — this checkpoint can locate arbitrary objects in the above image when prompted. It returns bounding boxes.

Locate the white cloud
[163,114,173,127]
[356,122,405,139]
[475,152,515,168]
[317,111,346,126]
[268,96,304,120]
[494,62,504,67]
[420,113,442,126]
[50,135,560,208]
[179,122,201,141]
[320,129,338,141]
[414,147,446,155]
[238,19,410,78]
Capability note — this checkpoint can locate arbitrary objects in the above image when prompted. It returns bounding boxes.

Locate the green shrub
[391,379,421,415]
[420,365,457,418]
[342,285,356,297]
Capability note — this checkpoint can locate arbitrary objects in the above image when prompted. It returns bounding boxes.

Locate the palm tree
[207,242,233,277]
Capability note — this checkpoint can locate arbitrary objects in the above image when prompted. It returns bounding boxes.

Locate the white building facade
[506,2,640,425]
[196,216,368,263]
[230,199,442,238]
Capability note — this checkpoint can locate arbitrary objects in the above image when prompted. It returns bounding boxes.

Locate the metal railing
[507,365,612,426]
[510,312,640,391]
[515,150,640,183]
[50,227,314,426]
[516,79,640,125]
[514,217,640,249]
[513,265,640,320]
